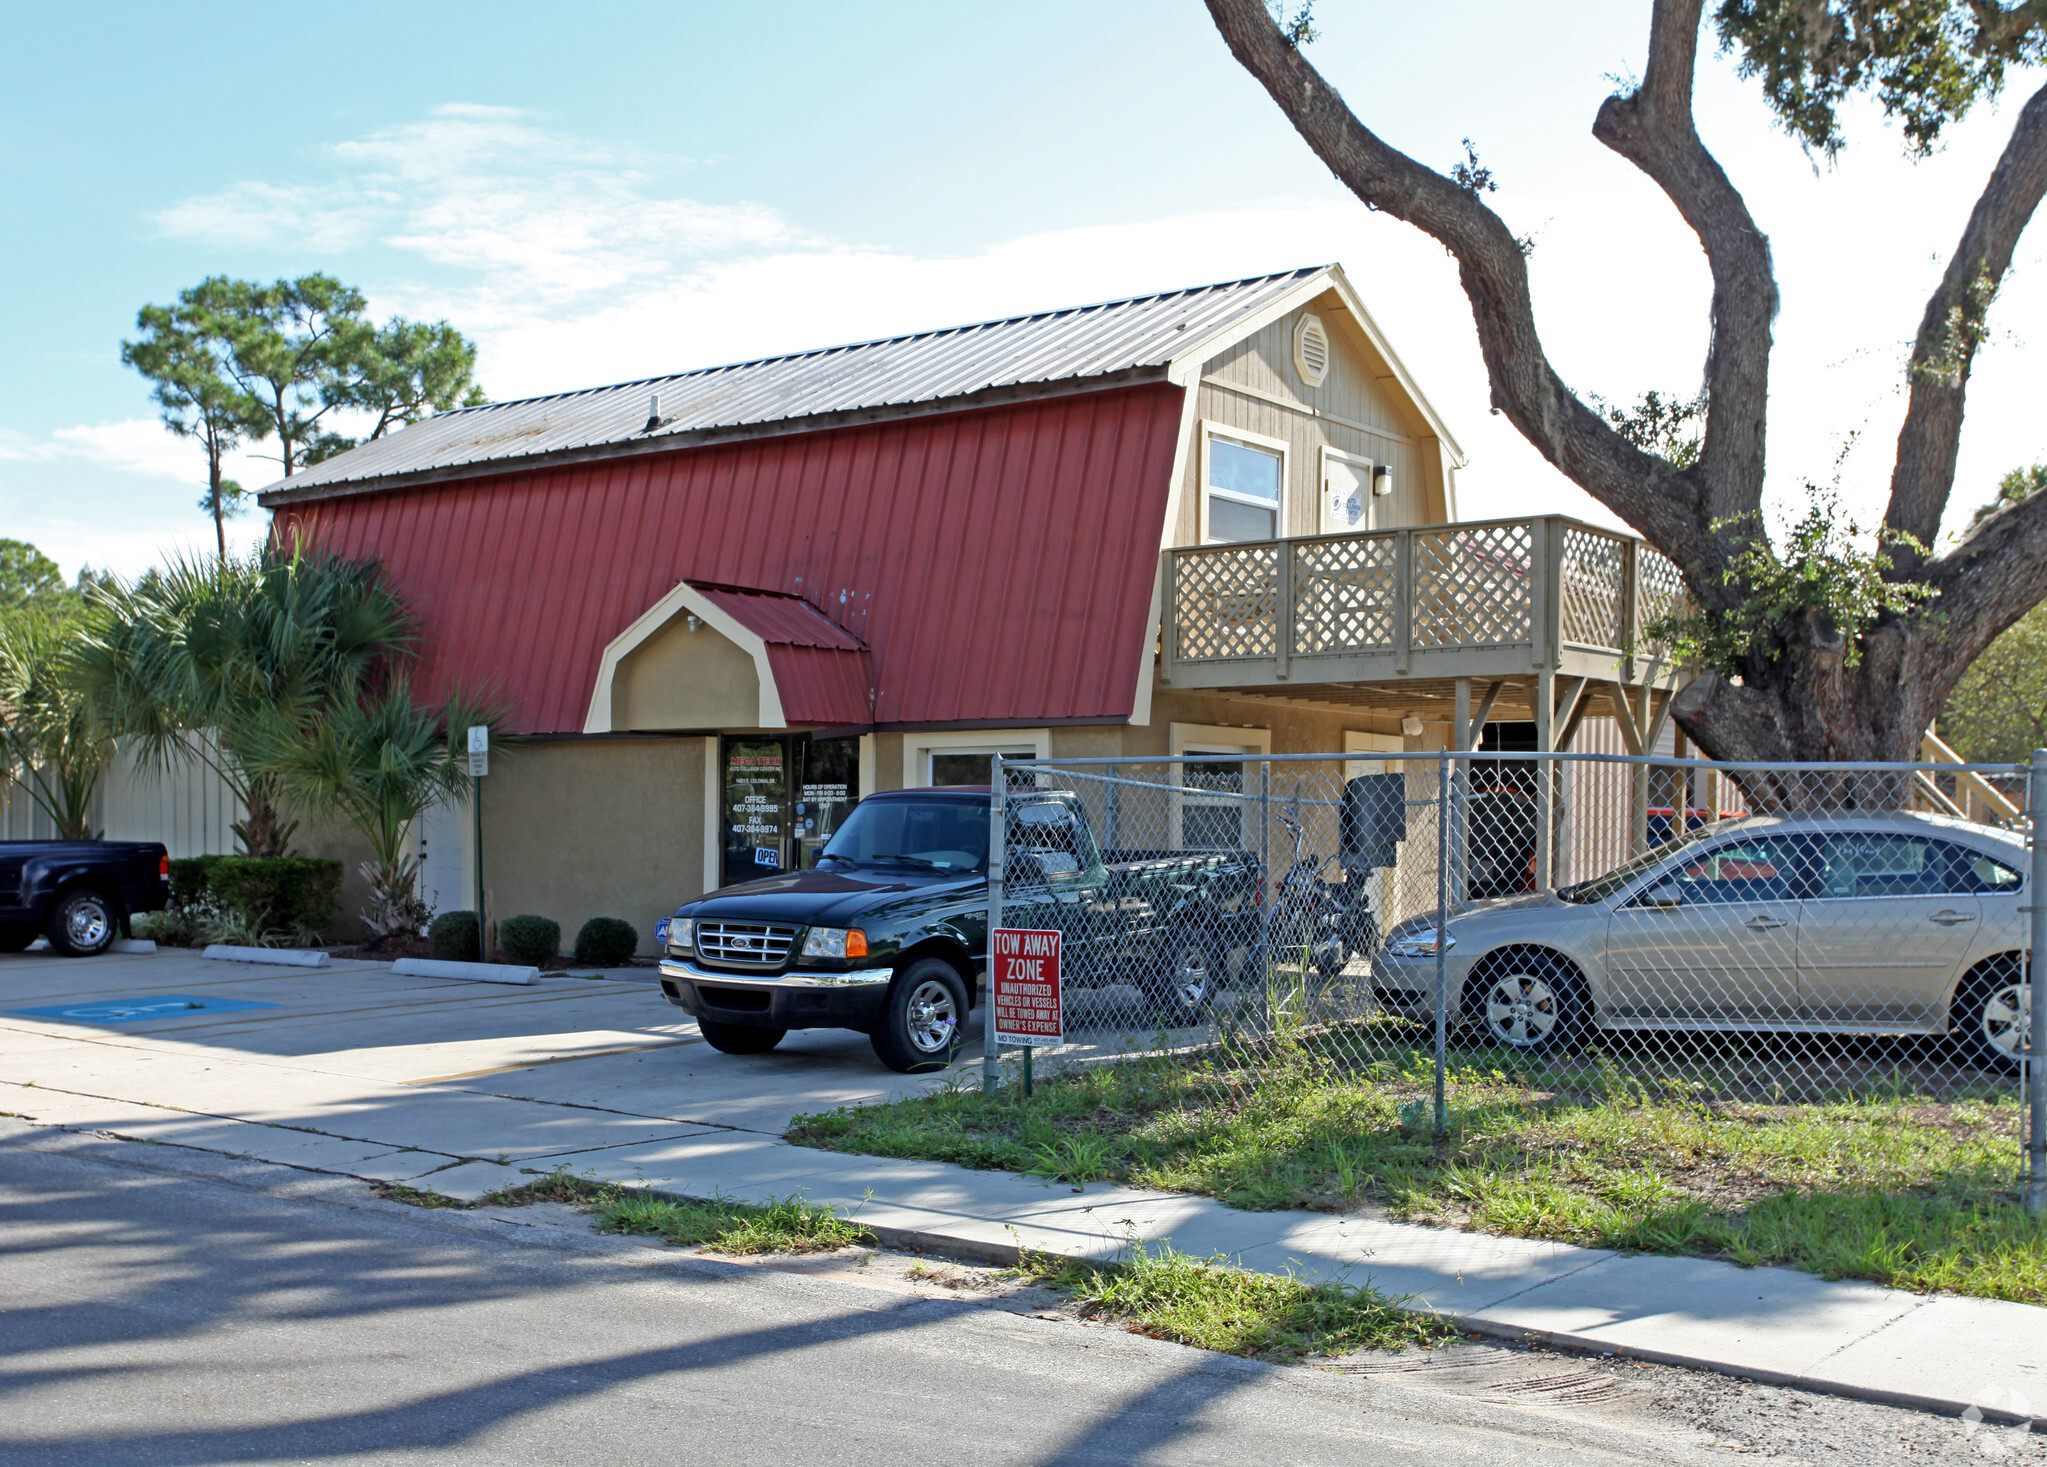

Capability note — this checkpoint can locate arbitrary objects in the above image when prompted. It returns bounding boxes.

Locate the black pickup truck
[0,840,171,957]
[658,785,1261,1072]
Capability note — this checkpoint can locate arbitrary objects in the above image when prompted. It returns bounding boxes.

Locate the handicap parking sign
[7,994,280,1025]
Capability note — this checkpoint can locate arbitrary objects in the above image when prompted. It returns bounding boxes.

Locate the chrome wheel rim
[1483,972,1559,1046]
[1172,943,1211,1007]
[905,979,959,1053]
[64,897,111,951]
[1978,982,2030,1058]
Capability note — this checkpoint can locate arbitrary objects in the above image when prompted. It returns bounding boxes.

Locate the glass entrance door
[722,738,790,886]
[720,734,862,887]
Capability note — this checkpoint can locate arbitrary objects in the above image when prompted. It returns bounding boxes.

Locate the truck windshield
[819,799,988,872]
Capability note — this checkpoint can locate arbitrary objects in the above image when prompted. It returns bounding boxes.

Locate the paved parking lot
[0,947,982,1196]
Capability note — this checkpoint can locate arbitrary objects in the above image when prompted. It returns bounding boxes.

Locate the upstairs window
[1203,427,1285,543]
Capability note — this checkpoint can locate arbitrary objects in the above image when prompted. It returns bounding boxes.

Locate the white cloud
[157,103,809,318]
[5,417,272,490]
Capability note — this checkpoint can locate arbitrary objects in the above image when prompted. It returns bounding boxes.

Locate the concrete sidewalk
[1,947,2041,1429]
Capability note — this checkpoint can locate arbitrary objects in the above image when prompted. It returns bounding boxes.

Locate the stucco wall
[478,735,710,958]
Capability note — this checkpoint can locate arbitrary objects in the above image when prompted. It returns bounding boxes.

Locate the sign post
[991,927,1063,1096]
[468,725,489,961]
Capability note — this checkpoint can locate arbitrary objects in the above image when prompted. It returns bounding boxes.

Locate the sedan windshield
[820,799,988,872]
[1556,824,1723,904]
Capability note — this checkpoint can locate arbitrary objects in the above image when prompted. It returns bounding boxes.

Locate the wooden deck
[1160,514,1685,695]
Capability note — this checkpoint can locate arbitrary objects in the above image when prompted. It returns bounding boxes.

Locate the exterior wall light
[1372,465,1394,498]
[686,614,702,634]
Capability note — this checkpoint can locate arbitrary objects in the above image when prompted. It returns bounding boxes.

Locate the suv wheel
[870,959,967,1073]
[697,1017,787,1055]
[1462,948,1587,1055]
[1951,956,2030,1071]
[46,888,116,958]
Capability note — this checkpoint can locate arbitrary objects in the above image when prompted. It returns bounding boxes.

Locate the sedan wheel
[1464,950,1586,1055]
[1954,959,2030,1070]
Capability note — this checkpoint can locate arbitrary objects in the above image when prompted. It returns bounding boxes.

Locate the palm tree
[76,541,411,856]
[0,615,115,839]
[247,679,496,943]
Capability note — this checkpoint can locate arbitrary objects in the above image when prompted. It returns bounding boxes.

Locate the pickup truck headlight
[1385,927,1454,958]
[802,927,868,960]
[668,918,694,954]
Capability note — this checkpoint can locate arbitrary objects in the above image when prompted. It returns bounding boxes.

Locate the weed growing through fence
[595,1193,872,1254]
[787,1034,2046,1305]
[1014,1241,1449,1359]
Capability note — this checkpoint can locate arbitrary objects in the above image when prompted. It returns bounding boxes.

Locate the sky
[3,1,2043,582]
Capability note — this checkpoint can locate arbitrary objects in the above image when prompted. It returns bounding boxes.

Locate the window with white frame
[1171,723,1270,850]
[1202,426,1285,544]
[906,729,1051,790]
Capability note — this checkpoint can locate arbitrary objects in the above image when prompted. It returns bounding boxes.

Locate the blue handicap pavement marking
[7,994,281,1025]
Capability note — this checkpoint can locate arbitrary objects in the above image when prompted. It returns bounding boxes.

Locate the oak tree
[1207,0,2047,778]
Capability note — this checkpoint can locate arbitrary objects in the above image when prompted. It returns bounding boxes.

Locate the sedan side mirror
[1639,883,1684,909]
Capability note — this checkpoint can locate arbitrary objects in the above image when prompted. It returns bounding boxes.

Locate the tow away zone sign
[991,928,1062,1046]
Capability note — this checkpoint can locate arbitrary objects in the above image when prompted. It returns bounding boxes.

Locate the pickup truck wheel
[871,960,967,1073]
[697,1017,787,1055]
[1142,929,1217,1025]
[0,924,36,953]
[46,888,117,958]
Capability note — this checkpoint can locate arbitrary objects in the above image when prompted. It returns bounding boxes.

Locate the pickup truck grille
[694,920,799,969]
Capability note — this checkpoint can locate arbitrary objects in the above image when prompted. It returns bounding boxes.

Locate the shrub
[207,857,341,940]
[499,914,561,968]
[168,855,225,917]
[573,916,639,967]
[429,910,480,962]
[166,854,340,944]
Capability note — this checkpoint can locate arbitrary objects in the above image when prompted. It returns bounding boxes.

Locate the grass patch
[595,1193,872,1254]
[788,1038,2047,1305]
[1018,1241,1449,1359]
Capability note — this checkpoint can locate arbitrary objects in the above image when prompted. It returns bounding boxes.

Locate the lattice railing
[1411,522,1533,648]
[1291,534,1397,654]
[1559,526,1628,650]
[1165,516,1676,678]
[1635,548,1686,655]
[1172,543,1281,660]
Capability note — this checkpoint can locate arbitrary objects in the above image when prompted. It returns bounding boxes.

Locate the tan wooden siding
[1172,290,1447,545]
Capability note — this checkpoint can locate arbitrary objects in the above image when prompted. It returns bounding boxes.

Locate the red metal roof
[693,582,873,724]
[276,383,1184,734]
[691,583,867,651]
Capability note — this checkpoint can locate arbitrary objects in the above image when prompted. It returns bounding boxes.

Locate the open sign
[991,927,1062,1046]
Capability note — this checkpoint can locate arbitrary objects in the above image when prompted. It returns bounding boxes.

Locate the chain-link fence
[984,749,2045,1209]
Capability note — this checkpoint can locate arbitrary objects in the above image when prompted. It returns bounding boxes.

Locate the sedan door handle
[1929,910,1976,925]
[1745,915,1788,930]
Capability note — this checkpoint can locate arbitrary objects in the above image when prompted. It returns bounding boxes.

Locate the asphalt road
[2,1127,2029,1466]
[0,1131,1735,1467]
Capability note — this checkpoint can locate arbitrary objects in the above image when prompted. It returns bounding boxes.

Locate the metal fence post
[983,754,1007,1096]
[1434,748,1451,1138]
[2028,749,2047,1215]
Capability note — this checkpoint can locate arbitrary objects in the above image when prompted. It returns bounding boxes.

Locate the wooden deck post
[1535,669,1555,890]
[1273,539,1294,681]
[1452,677,1471,903]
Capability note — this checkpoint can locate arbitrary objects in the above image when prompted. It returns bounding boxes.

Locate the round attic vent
[1292,313,1330,388]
